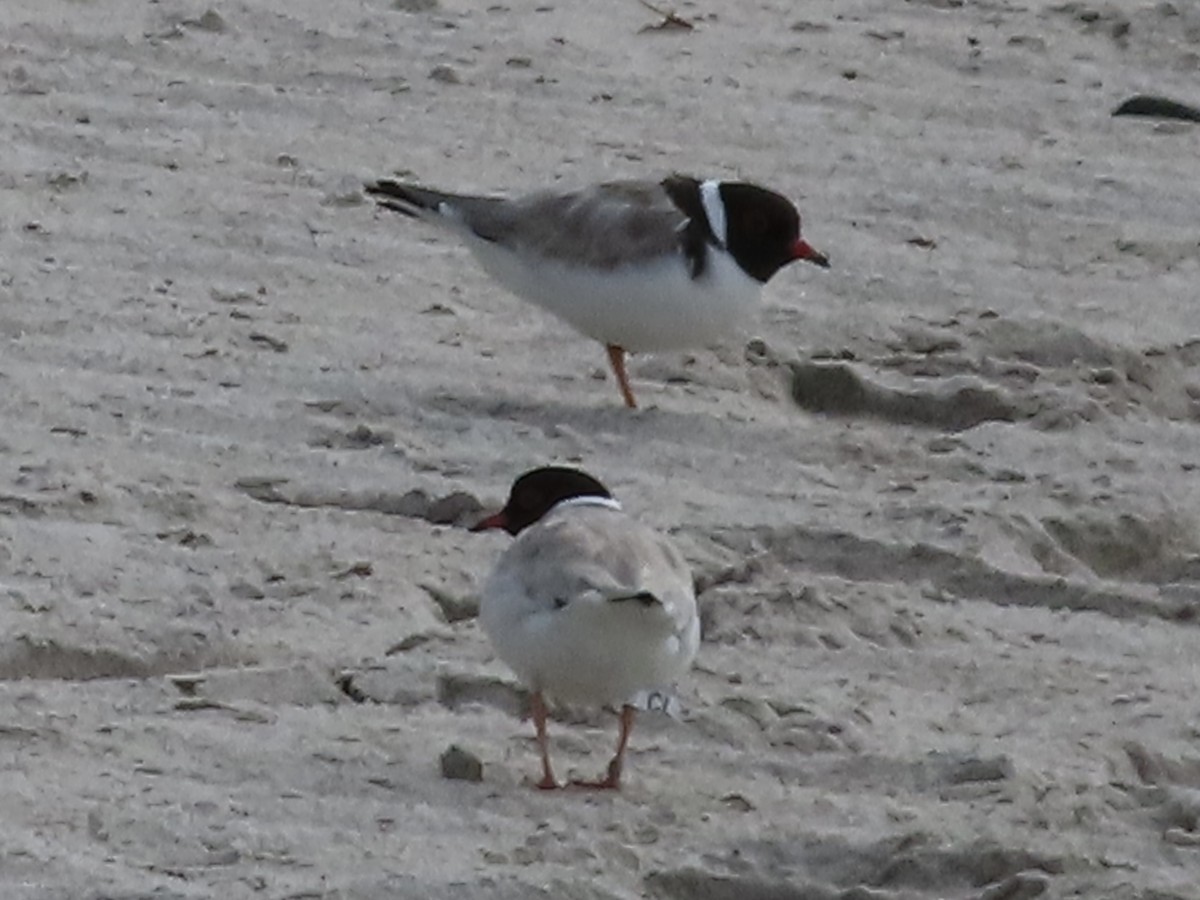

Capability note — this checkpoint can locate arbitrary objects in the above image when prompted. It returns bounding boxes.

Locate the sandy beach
[2,0,1200,897]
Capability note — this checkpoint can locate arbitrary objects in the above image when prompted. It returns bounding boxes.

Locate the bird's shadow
[416,385,741,443]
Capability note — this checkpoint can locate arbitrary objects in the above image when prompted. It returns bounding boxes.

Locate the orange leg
[605,344,638,409]
[570,704,636,790]
[530,691,559,790]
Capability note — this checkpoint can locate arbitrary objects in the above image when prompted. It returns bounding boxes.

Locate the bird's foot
[567,757,623,790]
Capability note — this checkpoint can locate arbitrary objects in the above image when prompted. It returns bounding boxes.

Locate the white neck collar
[552,495,622,514]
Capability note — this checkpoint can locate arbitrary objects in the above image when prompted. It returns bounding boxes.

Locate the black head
[719,181,830,283]
[470,466,613,536]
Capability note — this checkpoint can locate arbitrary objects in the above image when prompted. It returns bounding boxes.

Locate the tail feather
[366,178,511,243]
[364,180,454,218]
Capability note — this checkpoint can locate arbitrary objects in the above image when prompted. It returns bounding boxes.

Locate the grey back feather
[446,181,689,270]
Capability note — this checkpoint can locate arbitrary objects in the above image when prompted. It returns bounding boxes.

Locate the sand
[2,0,1200,897]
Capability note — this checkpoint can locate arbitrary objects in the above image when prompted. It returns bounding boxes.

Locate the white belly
[466,241,762,353]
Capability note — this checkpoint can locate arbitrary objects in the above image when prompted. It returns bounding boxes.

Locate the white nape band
[698,179,727,248]
[552,495,623,514]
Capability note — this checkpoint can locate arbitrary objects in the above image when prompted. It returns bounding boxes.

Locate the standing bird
[471,466,699,790]
[366,174,829,408]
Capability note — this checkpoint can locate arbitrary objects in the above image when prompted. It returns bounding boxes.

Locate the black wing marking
[660,174,717,280]
[608,590,660,607]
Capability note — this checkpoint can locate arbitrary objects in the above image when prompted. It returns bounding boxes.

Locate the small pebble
[429,64,462,84]
[193,9,227,32]
[1164,827,1200,847]
[440,744,483,782]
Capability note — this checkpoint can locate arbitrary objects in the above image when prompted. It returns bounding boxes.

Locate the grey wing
[493,181,689,269]
[633,529,698,634]
[369,179,691,269]
[512,516,696,633]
